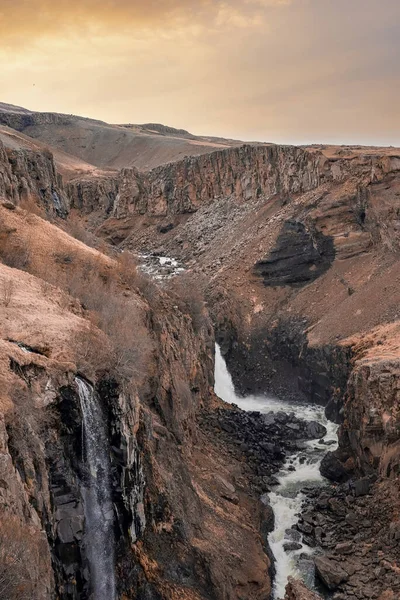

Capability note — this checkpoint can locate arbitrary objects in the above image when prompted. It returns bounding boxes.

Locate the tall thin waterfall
[76,378,116,600]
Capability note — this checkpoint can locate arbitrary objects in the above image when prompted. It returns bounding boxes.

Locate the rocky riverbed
[200,407,327,496]
[296,479,400,600]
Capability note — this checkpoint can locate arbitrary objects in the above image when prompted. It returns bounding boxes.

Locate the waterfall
[75,377,116,600]
[214,345,338,599]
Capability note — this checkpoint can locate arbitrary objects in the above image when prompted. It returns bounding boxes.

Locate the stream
[214,345,338,599]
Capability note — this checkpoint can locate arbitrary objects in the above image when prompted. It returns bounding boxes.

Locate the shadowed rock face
[254,220,335,287]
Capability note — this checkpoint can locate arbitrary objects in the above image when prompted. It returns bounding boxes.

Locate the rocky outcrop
[340,334,400,479]
[0,110,105,131]
[0,139,68,215]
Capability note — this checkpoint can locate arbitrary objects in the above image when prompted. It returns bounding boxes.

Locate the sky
[0,0,399,145]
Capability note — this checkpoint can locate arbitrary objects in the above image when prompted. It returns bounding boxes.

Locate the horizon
[1,99,399,150]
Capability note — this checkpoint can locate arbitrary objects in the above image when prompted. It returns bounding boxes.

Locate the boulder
[314,556,349,590]
[320,452,349,482]
[2,199,16,210]
[283,541,303,552]
[353,477,372,497]
[285,528,302,542]
[335,541,353,555]
[305,421,327,439]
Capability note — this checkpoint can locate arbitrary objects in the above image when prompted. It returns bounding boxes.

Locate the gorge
[215,345,338,599]
[0,103,399,600]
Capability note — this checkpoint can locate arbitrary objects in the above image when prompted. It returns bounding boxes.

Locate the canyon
[0,102,399,600]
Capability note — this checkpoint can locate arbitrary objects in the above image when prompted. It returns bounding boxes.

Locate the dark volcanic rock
[283,541,303,552]
[254,220,335,287]
[320,452,350,482]
[200,406,328,498]
[305,421,327,439]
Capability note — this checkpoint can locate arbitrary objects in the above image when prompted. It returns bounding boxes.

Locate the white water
[138,252,185,279]
[214,345,338,599]
[76,378,116,600]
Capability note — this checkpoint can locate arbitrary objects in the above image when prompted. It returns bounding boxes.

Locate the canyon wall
[0,196,273,599]
[65,144,400,220]
[335,325,400,480]
[0,138,68,214]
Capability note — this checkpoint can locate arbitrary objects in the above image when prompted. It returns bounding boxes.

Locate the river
[214,345,337,599]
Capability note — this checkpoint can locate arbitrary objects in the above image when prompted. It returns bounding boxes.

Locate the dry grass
[0,225,31,271]
[167,273,208,333]
[5,384,55,465]
[66,214,98,248]
[0,205,156,384]
[0,513,41,599]
[1,277,15,306]
[19,195,46,219]
[61,260,154,382]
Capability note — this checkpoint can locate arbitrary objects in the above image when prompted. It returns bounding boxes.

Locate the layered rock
[0,138,68,214]
[254,220,335,287]
[66,144,400,221]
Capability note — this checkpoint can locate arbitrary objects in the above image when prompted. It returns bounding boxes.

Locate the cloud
[0,0,291,47]
[0,0,399,146]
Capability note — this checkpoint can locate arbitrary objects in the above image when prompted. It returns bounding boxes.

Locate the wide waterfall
[76,377,116,600]
[214,345,338,599]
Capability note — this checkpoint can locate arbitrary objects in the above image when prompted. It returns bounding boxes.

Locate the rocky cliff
[0,137,68,215]
[66,144,400,223]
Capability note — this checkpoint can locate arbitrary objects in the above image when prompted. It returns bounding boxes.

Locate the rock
[2,199,16,210]
[305,421,327,439]
[335,541,353,555]
[284,577,323,599]
[283,541,303,552]
[353,477,372,497]
[285,528,302,542]
[298,521,313,535]
[320,452,349,482]
[325,397,343,425]
[216,475,239,504]
[158,222,174,233]
[254,220,335,288]
[314,556,349,590]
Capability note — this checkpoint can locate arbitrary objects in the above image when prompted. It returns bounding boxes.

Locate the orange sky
[0,0,399,145]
